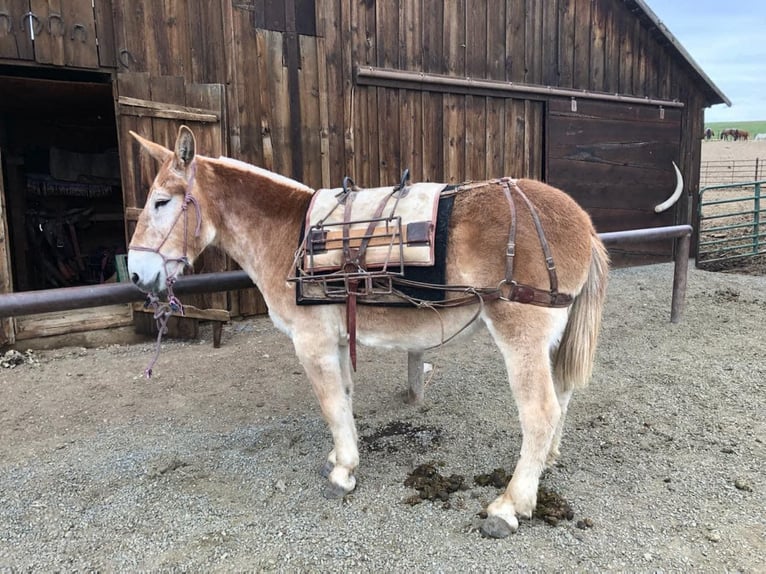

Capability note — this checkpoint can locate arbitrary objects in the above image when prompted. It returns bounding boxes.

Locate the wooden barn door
[116,72,232,334]
[546,99,682,265]
[0,149,15,345]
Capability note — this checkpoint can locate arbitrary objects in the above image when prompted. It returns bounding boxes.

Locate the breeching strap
[497,178,572,307]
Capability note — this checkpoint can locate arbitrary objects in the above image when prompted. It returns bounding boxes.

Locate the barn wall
[107,0,709,228]
[104,0,712,276]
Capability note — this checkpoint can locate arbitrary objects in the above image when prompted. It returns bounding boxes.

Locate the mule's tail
[553,233,609,391]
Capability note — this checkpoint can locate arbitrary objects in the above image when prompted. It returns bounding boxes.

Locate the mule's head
[128,125,211,293]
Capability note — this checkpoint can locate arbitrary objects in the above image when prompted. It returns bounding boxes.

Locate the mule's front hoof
[322,482,350,499]
[319,460,334,478]
[481,515,518,538]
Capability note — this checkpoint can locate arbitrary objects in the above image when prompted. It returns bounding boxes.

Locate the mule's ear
[130,130,172,164]
[173,125,196,170]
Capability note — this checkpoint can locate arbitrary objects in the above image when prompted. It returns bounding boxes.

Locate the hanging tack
[570,97,577,112]
[659,105,665,119]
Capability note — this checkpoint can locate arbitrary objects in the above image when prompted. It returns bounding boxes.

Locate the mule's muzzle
[130,270,163,294]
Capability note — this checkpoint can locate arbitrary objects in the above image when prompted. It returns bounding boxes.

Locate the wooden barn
[0,0,729,346]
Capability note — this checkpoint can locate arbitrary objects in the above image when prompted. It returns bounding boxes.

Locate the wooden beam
[118,96,220,122]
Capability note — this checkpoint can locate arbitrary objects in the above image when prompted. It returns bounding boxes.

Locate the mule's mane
[212,156,314,194]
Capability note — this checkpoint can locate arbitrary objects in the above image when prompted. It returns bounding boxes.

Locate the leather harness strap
[341,188,401,370]
[497,177,573,308]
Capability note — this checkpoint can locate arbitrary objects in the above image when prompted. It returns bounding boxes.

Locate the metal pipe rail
[0,226,692,323]
[0,270,255,319]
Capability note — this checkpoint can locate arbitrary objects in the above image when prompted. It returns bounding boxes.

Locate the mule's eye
[154,198,171,210]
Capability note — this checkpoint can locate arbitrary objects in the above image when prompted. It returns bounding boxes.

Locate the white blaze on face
[127,186,188,292]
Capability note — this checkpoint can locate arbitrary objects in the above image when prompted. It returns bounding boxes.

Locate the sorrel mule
[128,126,609,538]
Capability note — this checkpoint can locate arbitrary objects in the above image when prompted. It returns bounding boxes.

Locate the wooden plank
[226,4,263,165]
[465,1,486,78]
[618,9,635,94]
[573,0,591,89]
[486,97,505,178]
[603,0,619,94]
[442,0,465,184]
[316,35,332,188]
[64,0,100,68]
[541,0,559,86]
[421,0,443,182]
[357,0,378,185]
[119,96,220,122]
[635,21,648,96]
[504,98,521,177]
[188,0,225,83]
[376,0,400,185]
[558,0,576,88]
[15,305,133,340]
[506,0,525,82]
[465,95,487,180]
[590,0,607,92]
[284,0,304,182]
[254,30,275,170]
[29,0,65,66]
[94,0,117,67]
[527,100,544,179]
[132,303,230,323]
[264,30,292,178]
[114,0,149,71]
[0,0,34,60]
[318,0,345,186]
[399,0,422,181]
[486,0,506,81]
[116,73,153,212]
[524,0,543,84]
[0,148,15,345]
[465,2,486,180]
[298,34,322,188]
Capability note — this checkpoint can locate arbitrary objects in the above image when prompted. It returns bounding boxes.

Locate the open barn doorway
[0,66,131,345]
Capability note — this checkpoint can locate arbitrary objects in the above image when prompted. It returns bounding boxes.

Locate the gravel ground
[0,262,764,572]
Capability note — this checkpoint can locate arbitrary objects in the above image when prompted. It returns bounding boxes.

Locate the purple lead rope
[142,279,185,378]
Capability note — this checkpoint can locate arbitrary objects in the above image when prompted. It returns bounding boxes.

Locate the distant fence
[697,180,765,267]
[700,159,764,187]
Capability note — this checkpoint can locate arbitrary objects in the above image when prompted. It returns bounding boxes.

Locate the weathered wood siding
[104,0,714,300]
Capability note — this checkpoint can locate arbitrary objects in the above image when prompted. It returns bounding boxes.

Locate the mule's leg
[482,308,564,538]
[546,383,573,468]
[293,333,358,498]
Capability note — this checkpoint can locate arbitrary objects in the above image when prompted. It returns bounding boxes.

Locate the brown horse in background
[126,126,609,539]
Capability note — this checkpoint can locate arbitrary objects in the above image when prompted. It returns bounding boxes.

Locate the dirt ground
[0,262,764,572]
[0,142,764,571]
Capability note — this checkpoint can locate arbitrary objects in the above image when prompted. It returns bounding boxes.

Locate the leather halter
[131,161,202,289]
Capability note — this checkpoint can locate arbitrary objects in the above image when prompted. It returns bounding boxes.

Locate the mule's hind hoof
[481,515,518,538]
[322,482,349,499]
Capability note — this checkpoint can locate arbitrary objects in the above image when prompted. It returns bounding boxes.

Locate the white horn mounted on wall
[654,161,684,213]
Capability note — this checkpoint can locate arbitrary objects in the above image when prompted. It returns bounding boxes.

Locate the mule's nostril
[131,273,140,285]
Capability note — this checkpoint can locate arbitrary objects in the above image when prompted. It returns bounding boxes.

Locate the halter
[131,161,202,377]
[131,161,202,287]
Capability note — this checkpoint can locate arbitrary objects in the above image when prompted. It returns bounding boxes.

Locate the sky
[646,0,766,123]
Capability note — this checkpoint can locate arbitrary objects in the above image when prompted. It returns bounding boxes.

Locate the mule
[127,126,609,538]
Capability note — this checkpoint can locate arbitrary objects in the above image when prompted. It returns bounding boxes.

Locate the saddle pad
[296,193,456,306]
[304,182,447,272]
